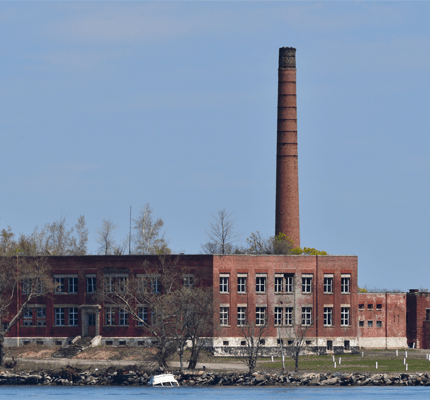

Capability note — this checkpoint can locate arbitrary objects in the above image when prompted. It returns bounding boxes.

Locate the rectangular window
[23,308,32,326]
[327,340,333,351]
[275,307,283,325]
[220,307,229,326]
[324,307,333,326]
[359,320,364,327]
[119,309,128,326]
[376,321,382,328]
[183,276,194,289]
[37,308,46,318]
[324,276,333,293]
[237,307,246,326]
[376,304,382,310]
[301,307,312,325]
[359,304,364,310]
[275,277,283,293]
[285,274,294,293]
[105,307,114,325]
[220,275,229,293]
[118,277,128,293]
[368,304,373,310]
[68,277,78,294]
[426,310,430,321]
[68,308,78,326]
[105,276,114,293]
[87,277,96,293]
[256,275,267,293]
[344,340,350,350]
[55,308,65,326]
[341,276,350,293]
[302,276,312,293]
[285,307,293,325]
[256,307,266,326]
[138,307,149,326]
[55,278,65,293]
[341,307,350,326]
[368,320,373,327]
[150,277,160,293]
[237,275,247,293]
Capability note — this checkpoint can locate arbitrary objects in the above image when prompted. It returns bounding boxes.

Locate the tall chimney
[275,47,300,248]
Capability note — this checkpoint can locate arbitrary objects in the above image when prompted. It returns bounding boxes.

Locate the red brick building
[2,47,421,352]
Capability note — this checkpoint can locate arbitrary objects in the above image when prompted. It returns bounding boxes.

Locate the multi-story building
[2,47,422,352]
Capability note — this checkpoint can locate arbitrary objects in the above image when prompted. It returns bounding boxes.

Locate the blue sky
[1,1,430,290]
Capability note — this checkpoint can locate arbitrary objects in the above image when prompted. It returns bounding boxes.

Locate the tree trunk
[187,345,200,370]
[0,338,4,366]
[294,350,299,372]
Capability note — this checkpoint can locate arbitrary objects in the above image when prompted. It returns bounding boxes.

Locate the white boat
[148,373,180,387]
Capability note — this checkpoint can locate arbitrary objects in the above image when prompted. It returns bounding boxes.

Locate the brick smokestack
[275,47,300,248]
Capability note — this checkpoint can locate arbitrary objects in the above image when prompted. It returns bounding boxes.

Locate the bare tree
[202,208,239,254]
[278,318,316,373]
[98,255,181,368]
[245,231,293,255]
[44,215,74,255]
[71,215,89,255]
[0,256,54,365]
[0,227,16,256]
[238,308,271,374]
[133,204,169,255]
[96,219,118,255]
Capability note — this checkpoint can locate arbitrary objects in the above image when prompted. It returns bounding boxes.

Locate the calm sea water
[0,386,428,400]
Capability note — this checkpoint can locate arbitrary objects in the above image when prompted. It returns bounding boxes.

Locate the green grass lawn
[258,351,430,373]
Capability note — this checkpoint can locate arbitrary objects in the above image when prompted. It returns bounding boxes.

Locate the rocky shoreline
[1,368,430,386]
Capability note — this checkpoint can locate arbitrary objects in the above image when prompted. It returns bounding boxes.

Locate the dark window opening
[326,340,333,351]
[344,340,350,350]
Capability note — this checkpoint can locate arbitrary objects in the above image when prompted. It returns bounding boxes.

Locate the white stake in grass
[333,356,335,362]
[271,356,274,362]
[396,350,398,356]
[404,358,406,365]
[376,362,378,369]
[406,364,408,371]
[339,357,341,365]
[405,351,408,358]
[334,362,336,369]
[362,352,364,357]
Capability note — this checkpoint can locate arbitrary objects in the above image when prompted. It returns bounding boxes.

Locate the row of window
[359,320,383,328]
[220,274,351,295]
[36,275,194,295]
[219,306,351,327]
[358,304,383,310]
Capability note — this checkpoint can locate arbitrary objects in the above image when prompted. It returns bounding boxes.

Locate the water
[0,386,429,400]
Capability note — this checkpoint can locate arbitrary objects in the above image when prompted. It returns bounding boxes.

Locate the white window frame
[285,274,294,293]
[274,277,283,293]
[220,306,229,326]
[237,306,246,326]
[301,307,312,326]
[220,275,229,294]
[138,307,149,326]
[150,276,160,293]
[324,275,333,294]
[324,307,333,326]
[274,307,283,325]
[86,276,96,293]
[256,307,266,326]
[68,277,78,294]
[55,308,65,326]
[105,307,114,326]
[256,275,267,293]
[285,307,293,326]
[341,307,350,326]
[68,308,78,326]
[119,309,128,326]
[237,275,247,294]
[302,275,313,293]
[55,277,65,293]
[341,275,350,294]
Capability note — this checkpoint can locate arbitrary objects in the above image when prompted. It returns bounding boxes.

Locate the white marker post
[406,364,408,371]
[376,362,378,369]
[362,352,364,358]
[404,358,406,365]
[334,362,336,369]
[333,356,335,362]
[396,350,398,356]
[339,357,341,365]
[405,351,408,358]
[271,356,274,362]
